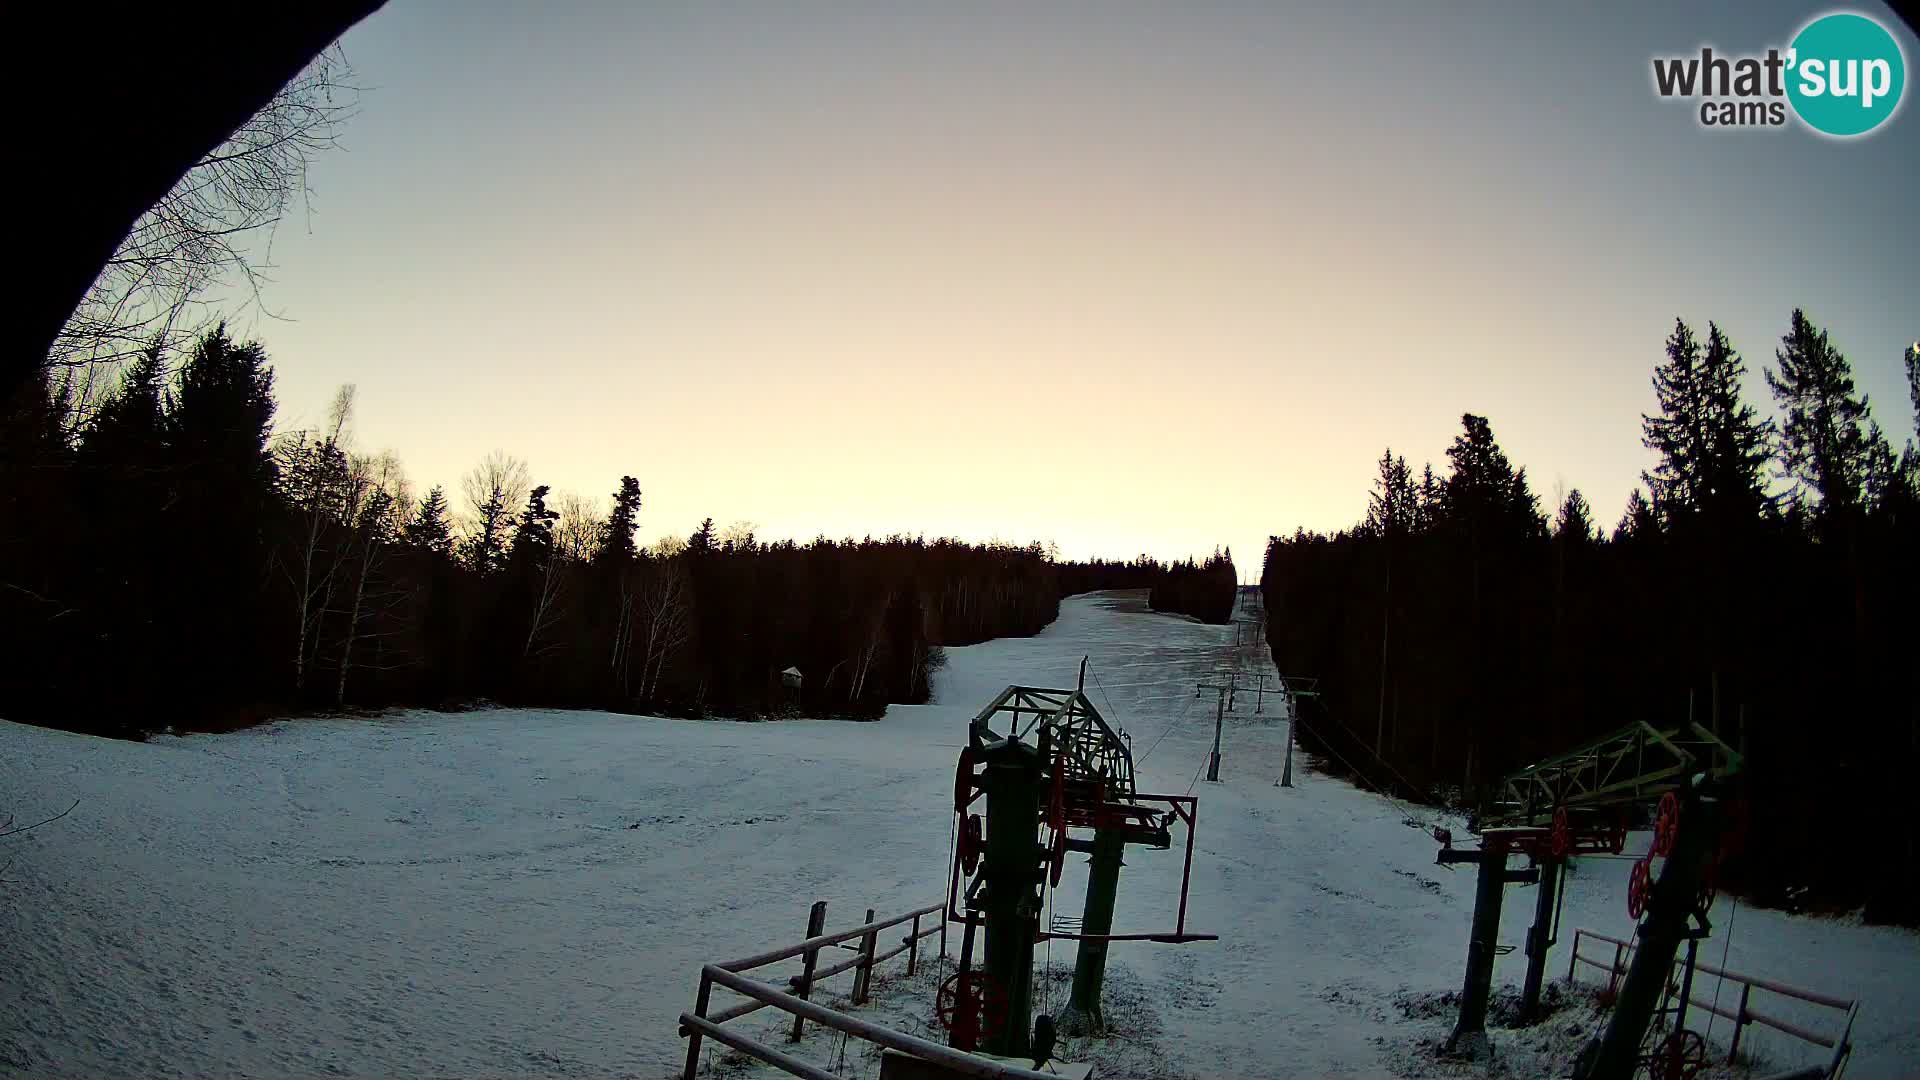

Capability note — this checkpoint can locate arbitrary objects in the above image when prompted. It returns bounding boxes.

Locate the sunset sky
[240,2,1919,575]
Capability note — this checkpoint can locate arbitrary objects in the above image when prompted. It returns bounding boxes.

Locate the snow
[2,590,1916,1079]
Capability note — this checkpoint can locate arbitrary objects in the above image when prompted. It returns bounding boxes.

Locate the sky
[235,2,1920,576]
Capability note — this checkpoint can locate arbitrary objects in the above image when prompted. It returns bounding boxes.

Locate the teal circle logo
[1786,13,1906,136]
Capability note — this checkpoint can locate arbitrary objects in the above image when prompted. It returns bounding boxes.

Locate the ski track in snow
[2,591,1915,1078]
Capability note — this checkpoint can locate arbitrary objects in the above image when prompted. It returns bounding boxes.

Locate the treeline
[1262,311,1919,924]
[0,329,1074,735]
[1148,551,1238,624]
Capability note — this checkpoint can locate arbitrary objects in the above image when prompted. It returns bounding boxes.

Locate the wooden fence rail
[1566,927,1860,1078]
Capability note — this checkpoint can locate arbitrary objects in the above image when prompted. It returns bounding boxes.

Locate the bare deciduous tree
[553,492,605,564]
[334,450,409,706]
[636,557,695,701]
[273,385,354,695]
[53,50,360,423]
[460,451,530,575]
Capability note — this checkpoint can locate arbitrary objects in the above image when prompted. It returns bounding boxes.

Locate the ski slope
[2,591,1914,1078]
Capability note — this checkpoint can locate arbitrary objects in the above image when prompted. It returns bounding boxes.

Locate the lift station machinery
[940,675,1216,1059]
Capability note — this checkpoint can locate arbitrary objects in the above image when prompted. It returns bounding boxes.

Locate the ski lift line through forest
[1293,692,1444,811]
[1286,704,1441,834]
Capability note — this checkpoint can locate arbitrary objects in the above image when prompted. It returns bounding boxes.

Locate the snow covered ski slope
[2,591,1915,1078]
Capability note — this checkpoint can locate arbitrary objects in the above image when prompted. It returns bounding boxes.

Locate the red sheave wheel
[1653,792,1680,858]
[1646,1029,1707,1080]
[1551,806,1572,858]
[1627,857,1652,920]
[954,747,978,814]
[936,970,1010,1050]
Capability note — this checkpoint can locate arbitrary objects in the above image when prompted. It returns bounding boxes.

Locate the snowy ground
[2,591,1915,1079]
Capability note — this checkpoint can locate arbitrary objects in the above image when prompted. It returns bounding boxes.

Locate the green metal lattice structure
[1480,720,1743,831]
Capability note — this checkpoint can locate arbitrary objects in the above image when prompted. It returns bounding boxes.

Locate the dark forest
[1262,312,1919,925]
[0,335,1229,735]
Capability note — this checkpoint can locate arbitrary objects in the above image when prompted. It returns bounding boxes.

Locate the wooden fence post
[907,912,921,976]
[790,901,828,1042]
[682,969,713,1080]
[853,907,878,1005]
[1728,983,1752,1063]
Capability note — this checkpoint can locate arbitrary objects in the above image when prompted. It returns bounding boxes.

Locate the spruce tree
[1441,414,1542,541]
[82,345,167,462]
[598,476,642,563]
[1695,322,1775,526]
[1766,309,1874,523]
[510,485,559,563]
[1614,488,1658,542]
[1364,449,1416,539]
[1554,488,1596,544]
[1641,318,1706,523]
[404,486,456,558]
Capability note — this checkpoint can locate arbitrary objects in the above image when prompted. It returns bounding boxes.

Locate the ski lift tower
[942,667,1215,1057]
[1433,719,1744,1073]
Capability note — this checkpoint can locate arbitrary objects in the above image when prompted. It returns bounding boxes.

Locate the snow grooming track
[0,591,1914,1079]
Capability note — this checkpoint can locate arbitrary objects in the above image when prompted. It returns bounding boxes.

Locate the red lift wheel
[954,747,978,814]
[936,970,1009,1048]
[1551,807,1572,858]
[1627,858,1652,920]
[1653,792,1680,858]
[1048,821,1067,888]
[1645,1029,1707,1080]
[959,813,983,875]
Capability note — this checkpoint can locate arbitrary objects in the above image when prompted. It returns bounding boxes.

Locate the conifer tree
[1364,449,1416,539]
[510,485,559,563]
[1766,309,1874,523]
[598,476,642,563]
[404,486,456,558]
[1614,488,1658,542]
[1554,489,1595,544]
[1641,318,1706,523]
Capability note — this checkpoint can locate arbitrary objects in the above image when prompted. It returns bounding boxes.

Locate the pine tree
[1766,309,1874,523]
[404,486,456,558]
[598,476,642,563]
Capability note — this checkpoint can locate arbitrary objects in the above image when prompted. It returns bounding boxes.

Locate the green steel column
[1579,795,1720,1080]
[1520,857,1561,1024]
[1056,821,1125,1035]
[1445,835,1510,1056]
[979,738,1043,1058]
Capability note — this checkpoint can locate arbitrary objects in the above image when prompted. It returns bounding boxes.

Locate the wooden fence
[1567,927,1859,1077]
[678,899,1054,1080]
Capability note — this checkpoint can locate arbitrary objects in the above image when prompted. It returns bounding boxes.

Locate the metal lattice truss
[1485,720,1743,829]
[969,685,1135,802]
